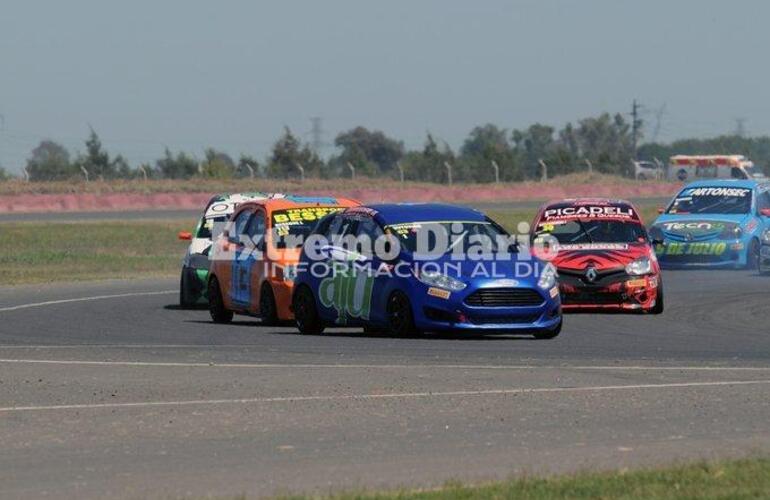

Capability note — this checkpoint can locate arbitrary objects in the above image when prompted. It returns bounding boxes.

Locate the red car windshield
[536,219,647,245]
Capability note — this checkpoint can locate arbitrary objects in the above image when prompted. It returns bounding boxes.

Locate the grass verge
[0,172,668,195]
[278,458,770,500]
[0,219,194,285]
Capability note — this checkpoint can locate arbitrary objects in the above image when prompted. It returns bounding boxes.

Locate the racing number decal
[318,271,374,324]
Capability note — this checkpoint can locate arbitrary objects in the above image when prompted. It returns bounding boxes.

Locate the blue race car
[650,179,770,269]
[291,203,563,338]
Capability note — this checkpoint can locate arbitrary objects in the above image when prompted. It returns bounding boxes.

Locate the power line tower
[310,116,324,155]
[734,118,747,137]
[651,102,667,143]
[630,99,643,161]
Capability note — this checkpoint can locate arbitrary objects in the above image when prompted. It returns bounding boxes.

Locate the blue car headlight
[625,257,652,276]
[763,229,770,244]
[416,269,467,291]
[719,225,742,239]
[537,264,558,290]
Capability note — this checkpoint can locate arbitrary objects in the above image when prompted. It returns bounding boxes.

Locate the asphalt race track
[0,271,769,498]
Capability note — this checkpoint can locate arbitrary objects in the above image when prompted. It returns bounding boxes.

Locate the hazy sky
[2,0,769,172]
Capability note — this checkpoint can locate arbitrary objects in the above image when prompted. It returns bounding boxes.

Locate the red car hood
[550,242,651,272]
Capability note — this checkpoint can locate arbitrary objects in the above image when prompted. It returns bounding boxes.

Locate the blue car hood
[404,252,543,286]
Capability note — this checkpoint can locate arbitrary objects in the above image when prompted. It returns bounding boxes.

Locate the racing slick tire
[532,320,562,340]
[293,285,325,335]
[386,291,420,337]
[259,282,279,326]
[650,286,665,315]
[208,276,233,324]
[746,239,761,271]
[179,267,200,309]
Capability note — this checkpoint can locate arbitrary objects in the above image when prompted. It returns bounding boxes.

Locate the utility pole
[138,164,148,182]
[631,99,642,161]
[397,162,404,183]
[651,102,666,142]
[443,161,453,185]
[491,160,500,184]
[310,117,323,155]
[538,159,548,182]
[0,113,4,173]
[294,162,305,182]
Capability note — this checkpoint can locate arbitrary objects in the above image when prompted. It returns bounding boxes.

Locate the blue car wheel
[747,239,761,271]
[293,285,325,335]
[387,291,419,337]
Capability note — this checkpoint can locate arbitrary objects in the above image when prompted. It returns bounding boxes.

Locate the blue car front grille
[466,313,540,325]
[464,288,544,307]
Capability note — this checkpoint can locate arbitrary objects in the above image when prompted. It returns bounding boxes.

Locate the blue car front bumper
[407,280,562,333]
[655,239,747,268]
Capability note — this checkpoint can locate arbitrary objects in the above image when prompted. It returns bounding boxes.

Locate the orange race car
[207,195,360,324]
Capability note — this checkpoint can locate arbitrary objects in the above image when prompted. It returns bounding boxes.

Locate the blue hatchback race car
[650,179,770,269]
[291,203,563,338]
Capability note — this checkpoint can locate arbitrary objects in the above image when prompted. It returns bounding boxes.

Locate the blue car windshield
[667,187,752,215]
[385,221,510,254]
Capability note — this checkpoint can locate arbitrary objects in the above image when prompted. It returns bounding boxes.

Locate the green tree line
[10,113,770,183]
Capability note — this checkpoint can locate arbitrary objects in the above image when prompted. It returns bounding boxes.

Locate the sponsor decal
[682,187,750,197]
[542,205,635,221]
[660,221,725,232]
[272,207,345,237]
[549,286,560,298]
[558,243,630,251]
[273,207,343,224]
[345,206,379,217]
[427,287,451,300]
[657,241,728,256]
[206,202,234,215]
[318,270,374,324]
[495,279,520,287]
[626,279,646,288]
[284,195,338,204]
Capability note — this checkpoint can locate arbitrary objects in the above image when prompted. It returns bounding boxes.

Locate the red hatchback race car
[531,198,663,314]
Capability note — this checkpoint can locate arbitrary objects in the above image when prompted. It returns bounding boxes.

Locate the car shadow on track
[164,304,209,311]
[182,319,537,341]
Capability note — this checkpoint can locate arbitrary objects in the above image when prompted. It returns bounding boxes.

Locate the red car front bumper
[560,274,660,312]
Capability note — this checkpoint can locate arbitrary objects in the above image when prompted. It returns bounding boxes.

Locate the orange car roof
[239,195,360,213]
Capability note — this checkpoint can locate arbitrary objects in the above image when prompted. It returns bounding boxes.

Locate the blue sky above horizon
[1,0,769,172]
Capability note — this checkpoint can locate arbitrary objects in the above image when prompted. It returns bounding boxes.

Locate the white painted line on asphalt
[0,344,290,349]
[0,290,176,312]
[1,358,769,371]
[2,379,769,413]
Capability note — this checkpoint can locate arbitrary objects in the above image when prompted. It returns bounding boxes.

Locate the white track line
[2,379,769,413]
[0,290,176,312]
[0,358,769,371]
